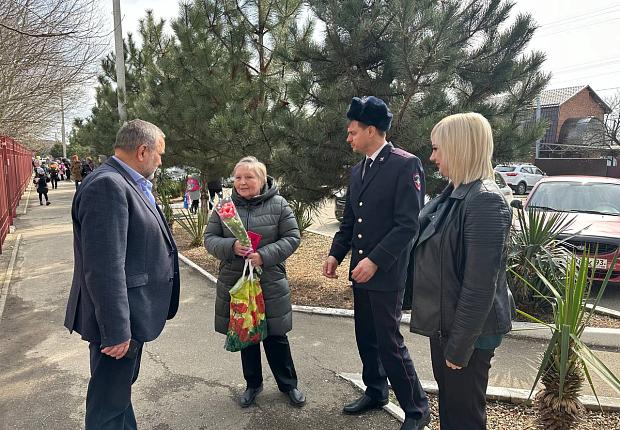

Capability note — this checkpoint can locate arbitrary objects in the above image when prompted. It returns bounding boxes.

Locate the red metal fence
[0,136,33,253]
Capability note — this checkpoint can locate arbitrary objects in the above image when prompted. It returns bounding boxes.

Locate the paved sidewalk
[0,180,619,430]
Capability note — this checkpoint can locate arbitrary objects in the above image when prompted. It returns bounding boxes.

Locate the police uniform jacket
[329,143,425,291]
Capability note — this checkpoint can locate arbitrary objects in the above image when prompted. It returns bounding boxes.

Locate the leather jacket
[409,179,514,367]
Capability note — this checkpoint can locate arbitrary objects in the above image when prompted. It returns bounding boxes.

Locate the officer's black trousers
[430,337,495,430]
[86,342,142,430]
[353,288,429,419]
[241,334,298,392]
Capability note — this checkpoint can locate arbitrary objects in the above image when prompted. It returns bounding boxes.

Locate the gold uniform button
[358,218,363,223]
[357,234,362,239]
[358,249,364,255]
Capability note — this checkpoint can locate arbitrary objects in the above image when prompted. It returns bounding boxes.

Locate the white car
[494,164,545,195]
[494,172,514,203]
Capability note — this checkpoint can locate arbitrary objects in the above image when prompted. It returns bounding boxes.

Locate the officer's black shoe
[239,385,263,408]
[287,388,306,407]
[400,409,431,430]
[343,394,389,415]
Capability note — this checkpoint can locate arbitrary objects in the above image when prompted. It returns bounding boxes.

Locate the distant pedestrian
[59,161,67,180]
[34,172,50,205]
[186,175,200,214]
[207,178,223,209]
[71,155,82,188]
[49,162,60,189]
[63,159,71,181]
[81,157,94,178]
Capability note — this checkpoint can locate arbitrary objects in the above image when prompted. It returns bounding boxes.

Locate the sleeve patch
[413,173,422,190]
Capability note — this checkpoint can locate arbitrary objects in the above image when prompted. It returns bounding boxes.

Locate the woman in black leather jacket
[409,113,513,429]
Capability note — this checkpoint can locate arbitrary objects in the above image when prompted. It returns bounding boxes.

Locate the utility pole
[112,0,127,123]
[535,94,541,159]
[60,92,67,158]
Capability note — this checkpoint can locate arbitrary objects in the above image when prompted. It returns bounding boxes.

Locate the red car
[521,176,620,283]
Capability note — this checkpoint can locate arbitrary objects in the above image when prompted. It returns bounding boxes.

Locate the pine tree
[281,0,550,198]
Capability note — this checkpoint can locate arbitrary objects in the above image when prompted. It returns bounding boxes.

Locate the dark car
[521,175,620,283]
[334,189,346,222]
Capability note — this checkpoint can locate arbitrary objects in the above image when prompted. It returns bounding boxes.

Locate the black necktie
[362,158,373,181]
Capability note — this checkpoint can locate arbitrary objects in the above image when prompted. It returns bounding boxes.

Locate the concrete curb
[294,305,620,349]
[177,255,620,349]
[178,253,218,284]
[339,372,620,415]
[22,185,32,216]
[0,234,22,323]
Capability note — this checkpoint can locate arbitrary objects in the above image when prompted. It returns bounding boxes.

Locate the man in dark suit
[323,97,430,430]
[65,119,180,429]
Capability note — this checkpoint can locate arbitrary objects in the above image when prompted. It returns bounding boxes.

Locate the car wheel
[517,181,527,195]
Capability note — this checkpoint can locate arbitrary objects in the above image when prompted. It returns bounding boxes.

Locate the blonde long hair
[430,112,494,187]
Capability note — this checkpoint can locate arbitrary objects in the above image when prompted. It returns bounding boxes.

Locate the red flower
[239,327,249,342]
[251,333,261,343]
[251,311,258,327]
[229,316,245,334]
[232,302,248,315]
[218,202,236,219]
[255,293,265,314]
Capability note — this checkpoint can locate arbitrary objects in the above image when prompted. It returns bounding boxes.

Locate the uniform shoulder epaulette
[390,147,413,158]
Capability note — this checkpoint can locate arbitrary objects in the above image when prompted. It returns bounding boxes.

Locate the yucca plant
[158,189,175,228]
[288,199,319,235]
[514,251,620,429]
[176,207,208,246]
[508,207,574,314]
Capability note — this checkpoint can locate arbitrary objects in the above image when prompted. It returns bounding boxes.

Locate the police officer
[323,96,430,430]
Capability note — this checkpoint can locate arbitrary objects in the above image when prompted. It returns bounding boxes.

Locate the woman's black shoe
[287,388,306,407]
[239,385,263,408]
[343,394,389,414]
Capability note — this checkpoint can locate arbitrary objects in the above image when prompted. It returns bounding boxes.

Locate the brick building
[537,85,611,148]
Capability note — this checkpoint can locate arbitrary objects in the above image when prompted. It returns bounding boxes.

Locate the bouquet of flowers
[225,259,268,351]
[216,198,252,250]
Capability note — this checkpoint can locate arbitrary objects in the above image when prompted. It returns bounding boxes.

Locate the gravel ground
[388,391,620,430]
[173,227,620,329]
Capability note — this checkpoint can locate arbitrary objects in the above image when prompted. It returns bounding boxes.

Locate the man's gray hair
[114,119,165,151]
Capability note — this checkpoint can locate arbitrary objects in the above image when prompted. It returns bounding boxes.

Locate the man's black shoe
[343,394,389,415]
[400,409,431,430]
[239,385,263,408]
[287,388,306,407]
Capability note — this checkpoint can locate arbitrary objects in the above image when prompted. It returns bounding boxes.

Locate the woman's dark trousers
[51,176,59,189]
[430,337,495,430]
[241,335,298,392]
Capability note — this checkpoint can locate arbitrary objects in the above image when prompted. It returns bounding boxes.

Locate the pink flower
[218,202,236,219]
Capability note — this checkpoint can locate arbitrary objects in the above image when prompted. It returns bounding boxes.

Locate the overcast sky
[70,0,620,132]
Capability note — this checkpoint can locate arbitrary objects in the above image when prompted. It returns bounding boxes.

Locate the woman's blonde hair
[430,112,494,187]
[233,156,267,186]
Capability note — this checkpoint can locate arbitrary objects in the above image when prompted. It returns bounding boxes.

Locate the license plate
[588,258,608,269]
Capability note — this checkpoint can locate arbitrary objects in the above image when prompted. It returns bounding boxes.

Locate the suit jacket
[329,143,425,291]
[64,158,180,348]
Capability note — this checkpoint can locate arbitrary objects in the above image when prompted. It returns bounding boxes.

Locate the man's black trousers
[430,337,495,430]
[241,334,298,392]
[353,287,429,420]
[86,342,143,430]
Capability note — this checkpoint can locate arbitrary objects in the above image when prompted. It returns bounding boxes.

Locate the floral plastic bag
[225,259,268,352]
